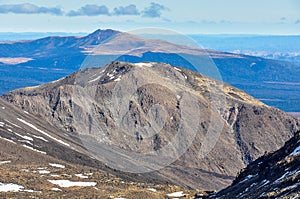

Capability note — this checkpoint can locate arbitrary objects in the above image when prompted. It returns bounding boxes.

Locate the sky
[0,0,299,34]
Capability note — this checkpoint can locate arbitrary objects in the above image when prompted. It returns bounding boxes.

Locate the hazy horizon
[0,0,299,34]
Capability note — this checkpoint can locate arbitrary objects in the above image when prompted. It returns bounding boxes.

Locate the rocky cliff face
[2,61,299,190]
[212,130,300,198]
[0,98,199,198]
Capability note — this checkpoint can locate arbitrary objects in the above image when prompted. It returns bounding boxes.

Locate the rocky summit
[2,61,300,191]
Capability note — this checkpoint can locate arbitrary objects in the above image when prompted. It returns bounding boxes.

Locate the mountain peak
[86,29,121,38]
[78,29,121,46]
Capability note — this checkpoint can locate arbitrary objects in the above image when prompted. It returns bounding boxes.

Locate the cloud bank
[67,4,109,16]
[113,5,139,16]
[0,3,63,15]
[142,2,168,18]
[0,2,169,18]
[67,2,168,18]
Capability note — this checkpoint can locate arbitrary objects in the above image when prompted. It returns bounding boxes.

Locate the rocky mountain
[0,95,206,198]
[210,130,300,198]
[0,29,299,112]
[2,61,299,191]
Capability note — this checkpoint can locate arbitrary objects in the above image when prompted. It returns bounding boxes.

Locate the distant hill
[0,29,299,112]
[3,61,299,190]
[189,34,300,64]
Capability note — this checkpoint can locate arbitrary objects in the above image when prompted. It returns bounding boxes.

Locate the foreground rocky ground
[0,161,207,198]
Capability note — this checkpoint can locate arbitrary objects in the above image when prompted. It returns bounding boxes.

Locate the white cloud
[113,5,139,16]
[0,3,63,15]
[142,2,169,18]
[67,4,109,16]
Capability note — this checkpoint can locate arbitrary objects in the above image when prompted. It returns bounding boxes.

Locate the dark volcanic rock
[212,130,300,198]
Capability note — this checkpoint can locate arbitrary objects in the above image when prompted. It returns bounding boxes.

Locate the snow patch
[281,182,300,192]
[37,170,50,174]
[51,187,62,191]
[88,75,101,83]
[174,67,182,71]
[107,72,114,78]
[18,140,33,145]
[50,174,60,177]
[114,76,121,82]
[0,182,24,192]
[24,189,41,193]
[14,132,33,141]
[0,121,4,127]
[0,161,11,165]
[48,180,97,188]
[289,145,300,156]
[17,118,70,147]
[75,174,89,179]
[260,179,270,187]
[49,163,65,169]
[22,144,46,154]
[0,136,16,144]
[147,188,157,192]
[1,107,5,110]
[167,191,186,197]
[4,120,21,128]
[275,170,299,183]
[134,62,153,67]
[32,135,48,142]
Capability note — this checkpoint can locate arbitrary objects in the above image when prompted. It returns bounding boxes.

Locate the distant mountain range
[0,29,299,113]
[189,35,300,64]
[2,61,299,191]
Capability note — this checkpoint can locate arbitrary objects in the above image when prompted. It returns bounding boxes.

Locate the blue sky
[0,0,299,34]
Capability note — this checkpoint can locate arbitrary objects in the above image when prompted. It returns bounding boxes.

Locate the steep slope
[2,61,299,190]
[0,98,205,198]
[212,130,300,198]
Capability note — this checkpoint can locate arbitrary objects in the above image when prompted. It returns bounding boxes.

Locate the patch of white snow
[22,144,46,154]
[0,161,11,165]
[0,182,24,192]
[49,163,65,169]
[147,188,157,192]
[47,180,97,188]
[167,191,186,197]
[134,62,153,67]
[174,67,182,71]
[289,146,300,156]
[17,118,70,147]
[75,174,89,179]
